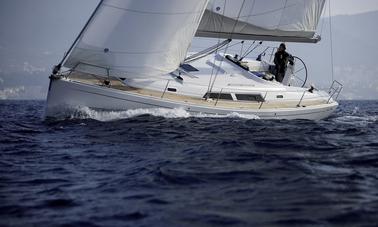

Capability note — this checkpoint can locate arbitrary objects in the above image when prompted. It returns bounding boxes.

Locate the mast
[51,0,104,75]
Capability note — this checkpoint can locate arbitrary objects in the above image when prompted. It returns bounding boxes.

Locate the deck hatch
[180,64,199,72]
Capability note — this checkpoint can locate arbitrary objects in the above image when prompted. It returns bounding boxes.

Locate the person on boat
[273,43,291,83]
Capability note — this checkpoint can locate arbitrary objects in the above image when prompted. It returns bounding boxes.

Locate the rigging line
[207,0,228,97]
[319,0,327,36]
[239,0,256,58]
[56,0,104,70]
[240,41,262,60]
[239,41,244,57]
[241,41,256,58]
[328,0,335,82]
[208,0,246,95]
[217,40,244,52]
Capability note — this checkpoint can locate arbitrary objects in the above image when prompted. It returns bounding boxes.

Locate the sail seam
[75,47,169,55]
[237,3,297,18]
[103,3,204,15]
[75,61,174,70]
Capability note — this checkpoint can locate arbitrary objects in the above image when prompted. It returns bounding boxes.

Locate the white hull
[46,77,338,120]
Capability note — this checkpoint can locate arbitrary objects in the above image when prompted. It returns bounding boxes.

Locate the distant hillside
[0,0,96,74]
[316,11,378,99]
[0,0,97,99]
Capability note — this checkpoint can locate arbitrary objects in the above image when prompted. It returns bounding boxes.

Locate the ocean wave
[2,100,378,227]
[332,115,377,125]
[64,106,260,121]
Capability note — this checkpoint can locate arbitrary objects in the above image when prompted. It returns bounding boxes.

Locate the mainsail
[196,0,325,43]
[63,0,208,78]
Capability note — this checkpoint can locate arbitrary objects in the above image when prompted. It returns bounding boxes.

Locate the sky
[0,0,378,100]
[329,0,378,16]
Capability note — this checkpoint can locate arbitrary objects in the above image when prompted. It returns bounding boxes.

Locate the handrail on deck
[327,80,343,103]
[154,80,342,108]
[259,91,268,109]
[212,87,308,109]
[215,88,224,106]
[161,80,170,98]
[297,90,307,107]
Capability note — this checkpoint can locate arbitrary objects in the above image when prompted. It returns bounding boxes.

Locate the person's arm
[284,52,289,65]
[288,54,294,65]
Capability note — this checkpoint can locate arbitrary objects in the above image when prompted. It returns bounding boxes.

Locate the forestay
[64,0,208,78]
[196,0,325,43]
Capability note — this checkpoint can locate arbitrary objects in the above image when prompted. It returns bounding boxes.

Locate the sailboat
[46,0,342,120]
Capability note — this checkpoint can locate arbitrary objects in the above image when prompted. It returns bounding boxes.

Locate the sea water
[0,100,377,226]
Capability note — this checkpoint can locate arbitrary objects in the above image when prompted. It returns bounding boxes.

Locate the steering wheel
[288,56,308,88]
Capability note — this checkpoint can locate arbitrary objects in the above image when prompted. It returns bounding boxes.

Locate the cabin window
[167,88,177,92]
[276,95,283,98]
[235,94,264,102]
[204,92,233,100]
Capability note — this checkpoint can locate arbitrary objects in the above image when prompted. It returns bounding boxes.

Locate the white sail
[64,0,208,78]
[196,0,325,43]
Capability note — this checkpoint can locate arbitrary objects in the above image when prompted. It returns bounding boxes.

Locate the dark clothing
[273,50,290,82]
[275,71,285,83]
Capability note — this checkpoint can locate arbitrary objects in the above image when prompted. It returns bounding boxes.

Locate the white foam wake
[68,106,260,122]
